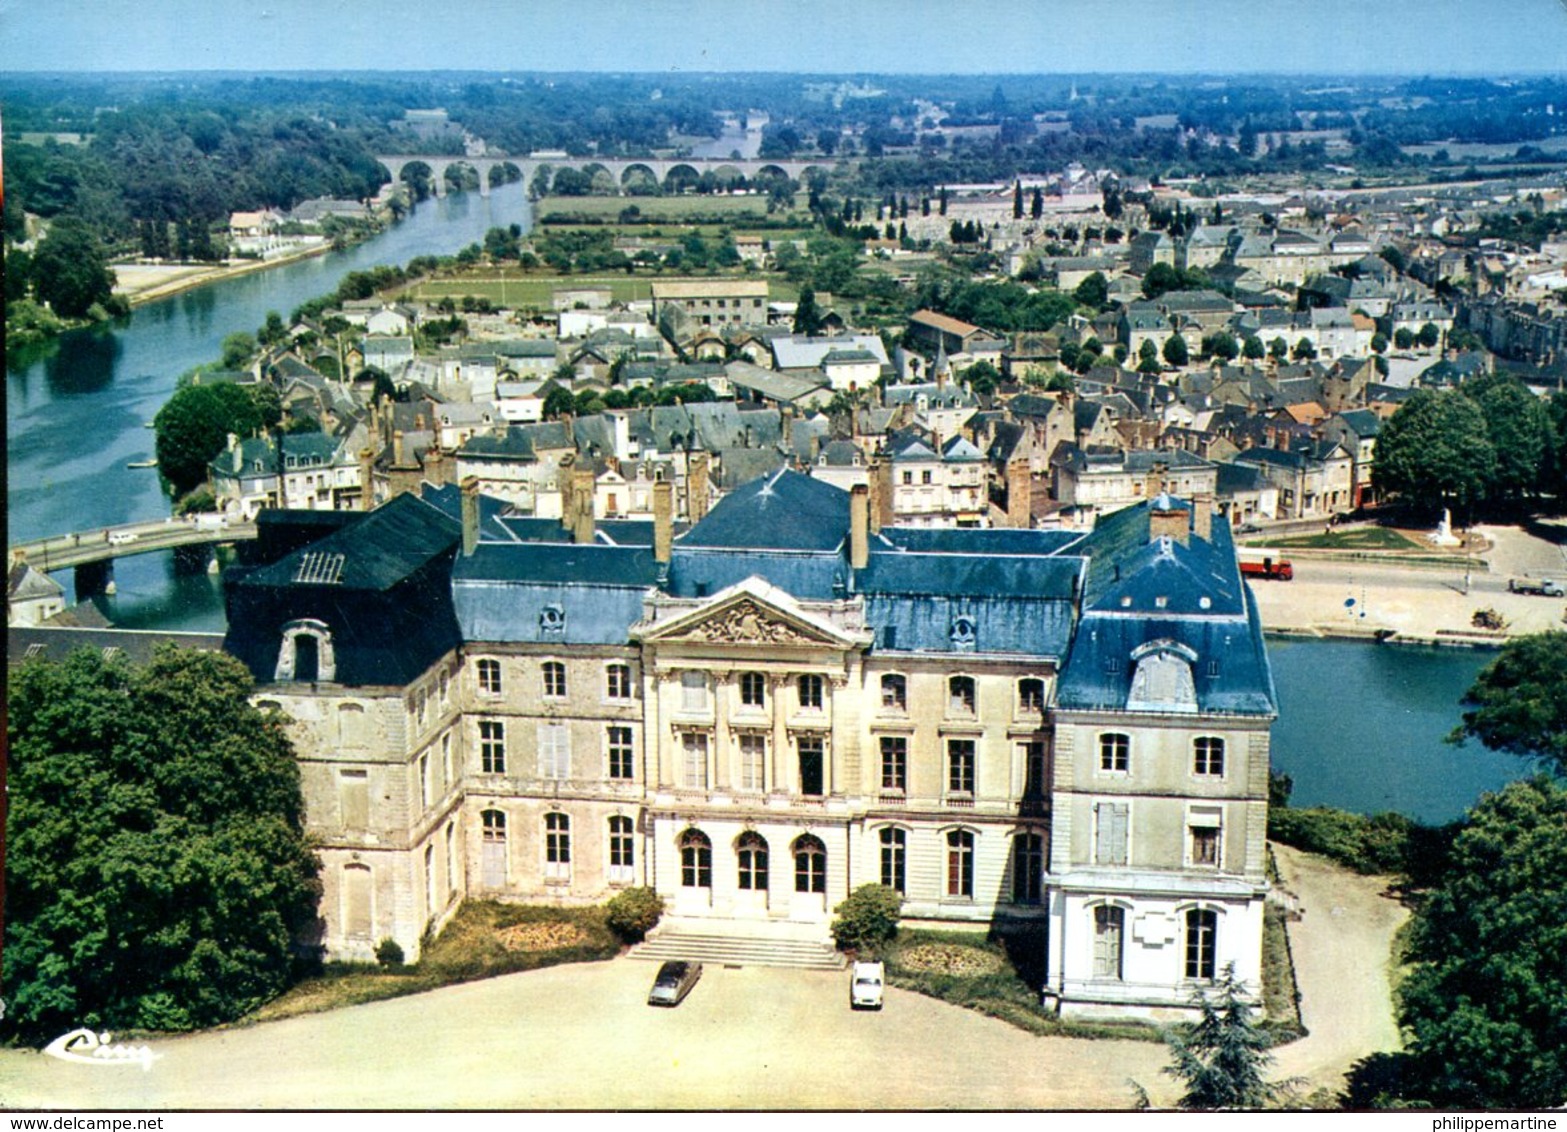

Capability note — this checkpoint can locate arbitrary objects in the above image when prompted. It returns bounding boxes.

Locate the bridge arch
[620,163,660,194]
[664,164,702,194]
[488,160,523,190]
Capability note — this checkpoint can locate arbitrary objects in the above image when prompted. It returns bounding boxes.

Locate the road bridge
[373,154,835,197]
[11,517,258,599]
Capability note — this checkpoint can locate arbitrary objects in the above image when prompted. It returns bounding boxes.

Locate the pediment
[636,579,861,650]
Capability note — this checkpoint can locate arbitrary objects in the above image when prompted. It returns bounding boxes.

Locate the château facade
[223,469,1275,1019]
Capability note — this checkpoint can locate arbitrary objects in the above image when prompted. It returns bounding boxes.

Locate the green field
[403,273,792,308]
[535,192,804,221]
[1261,527,1426,552]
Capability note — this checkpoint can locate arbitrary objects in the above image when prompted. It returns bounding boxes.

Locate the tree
[3,647,320,1043]
[1395,776,1567,1108]
[1074,271,1109,311]
[1394,327,1415,350]
[1163,334,1190,368]
[1450,633,1567,774]
[1202,331,1240,361]
[1473,376,1551,505]
[29,217,117,318]
[1161,964,1287,1109]
[1371,332,1389,355]
[1292,337,1317,361]
[1242,335,1266,361]
[604,887,665,943]
[1268,336,1290,361]
[830,884,903,954]
[220,331,257,370]
[1012,181,1024,220]
[793,286,824,336]
[1138,338,1163,375]
[1372,388,1496,520]
[1417,321,1442,349]
[1031,187,1044,220]
[154,381,267,497]
[962,360,1001,397]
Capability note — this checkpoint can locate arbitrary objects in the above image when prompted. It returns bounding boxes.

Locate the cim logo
[42,1029,161,1071]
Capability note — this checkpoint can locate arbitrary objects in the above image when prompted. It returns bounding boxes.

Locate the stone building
[222,469,1275,1019]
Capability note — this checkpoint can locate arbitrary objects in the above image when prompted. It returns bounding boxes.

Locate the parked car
[849,960,884,1010]
[647,960,702,1006]
[107,531,139,545]
[1507,576,1565,597]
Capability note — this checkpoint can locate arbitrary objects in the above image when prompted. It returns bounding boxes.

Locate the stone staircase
[630,924,846,970]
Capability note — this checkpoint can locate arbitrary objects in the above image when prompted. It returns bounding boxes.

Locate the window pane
[879,827,906,893]
[947,739,975,794]
[880,736,907,791]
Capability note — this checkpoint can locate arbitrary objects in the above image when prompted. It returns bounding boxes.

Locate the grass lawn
[403,272,792,309]
[536,193,806,221]
[246,902,621,1026]
[1256,527,1426,552]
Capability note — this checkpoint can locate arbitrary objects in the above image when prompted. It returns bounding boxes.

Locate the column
[712,672,731,792]
[771,673,791,797]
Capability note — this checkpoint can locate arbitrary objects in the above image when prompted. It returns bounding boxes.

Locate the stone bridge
[373,154,836,197]
[12,517,258,599]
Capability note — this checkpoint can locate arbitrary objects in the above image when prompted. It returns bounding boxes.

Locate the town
[6,46,1567,1115]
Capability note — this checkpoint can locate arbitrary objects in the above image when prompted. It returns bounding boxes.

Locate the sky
[2,0,1566,76]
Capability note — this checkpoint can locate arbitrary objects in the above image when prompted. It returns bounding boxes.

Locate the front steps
[630,924,846,970]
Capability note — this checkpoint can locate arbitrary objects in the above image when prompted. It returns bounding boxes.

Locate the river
[6,181,534,628]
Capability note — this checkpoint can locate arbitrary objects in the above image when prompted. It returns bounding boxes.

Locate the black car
[647,960,703,1006]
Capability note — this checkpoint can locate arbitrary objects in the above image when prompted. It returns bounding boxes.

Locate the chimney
[871,456,894,531]
[809,435,821,463]
[425,443,446,487]
[850,483,870,570]
[653,477,674,564]
[359,448,375,512]
[572,466,596,544]
[1148,495,1191,546]
[781,406,794,447]
[687,452,710,522]
[1193,494,1214,542]
[460,476,480,557]
[393,429,406,467]
[1007,456,1032,529]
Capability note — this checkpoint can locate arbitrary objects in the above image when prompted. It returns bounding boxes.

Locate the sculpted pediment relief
[666,599,828,646]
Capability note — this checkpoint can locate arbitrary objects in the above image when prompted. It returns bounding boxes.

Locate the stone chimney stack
[1148,494,1191,546]
[1006,455,1032,529]
[359,448,376,511]
[393,429,406,468]
[871,456,894,532]
[653,477,674,565]
[460,476,480,557]
[687,452,711,522]
[1193,494,1214,542]
[572,466,597,545]
[850,483,870,570]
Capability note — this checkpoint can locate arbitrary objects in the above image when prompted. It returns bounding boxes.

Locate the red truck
[1240,557,1294,581]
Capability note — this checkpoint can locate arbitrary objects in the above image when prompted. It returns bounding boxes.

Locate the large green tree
[1396,776,1567,1109]
[1372,388,1496,520]
[4,647,320,1043]
[29,217,118,318]
[1450,632,1567,775]
[1471,376,1552,506]
[153,380,268,497]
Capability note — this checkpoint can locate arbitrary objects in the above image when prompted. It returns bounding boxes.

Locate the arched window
[542,660,567,698]
[679,829,712,888]
[739,671,767,707]
[275,618,336,683]
[736,832,769,891]
[342,863,372,939]
[881,674,907,711]
[1018,677,1045,714]
[607,815,635,884]
[797,674,824,710]
[1012,832,1044,904]
[879,827,907,893]
[476,658,502,696]
[481,809,508,888]
[948,675,976,715]
[946,829,975,898]
[1094,905,1125,979]
[793,834,827,894]
[1185,908,1219,980]
[544,812,571,880]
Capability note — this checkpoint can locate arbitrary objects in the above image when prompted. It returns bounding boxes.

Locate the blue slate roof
[239,492,459,593]
[1079,495,1243,615]
[876,527,1085,556]
[680,469,848,552]
[453,543,656,645]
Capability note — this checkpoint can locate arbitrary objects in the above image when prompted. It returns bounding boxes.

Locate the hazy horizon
[3,0,1566,78]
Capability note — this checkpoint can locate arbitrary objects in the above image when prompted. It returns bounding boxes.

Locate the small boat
[127,459,157,468]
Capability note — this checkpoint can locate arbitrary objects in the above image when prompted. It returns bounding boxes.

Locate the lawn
[246,901,622,1025]
[1256,527,1426,552]
[535,193,806,221]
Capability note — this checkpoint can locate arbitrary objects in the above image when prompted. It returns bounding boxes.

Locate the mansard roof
[680,469,848,553]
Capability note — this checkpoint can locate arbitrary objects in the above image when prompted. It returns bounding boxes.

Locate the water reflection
[42,327,124,396]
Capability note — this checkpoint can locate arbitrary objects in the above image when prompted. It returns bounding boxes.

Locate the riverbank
[114,241,336,308]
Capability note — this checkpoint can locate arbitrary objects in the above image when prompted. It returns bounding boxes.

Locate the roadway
[10,517,257,573]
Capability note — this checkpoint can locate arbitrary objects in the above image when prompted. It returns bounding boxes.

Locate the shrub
[1267,806,1415,874]
[830,883,903,953]
[604,886,664,942]
[375,937,405,967]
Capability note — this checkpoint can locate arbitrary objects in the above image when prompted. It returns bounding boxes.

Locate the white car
[850,961,884,1010]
